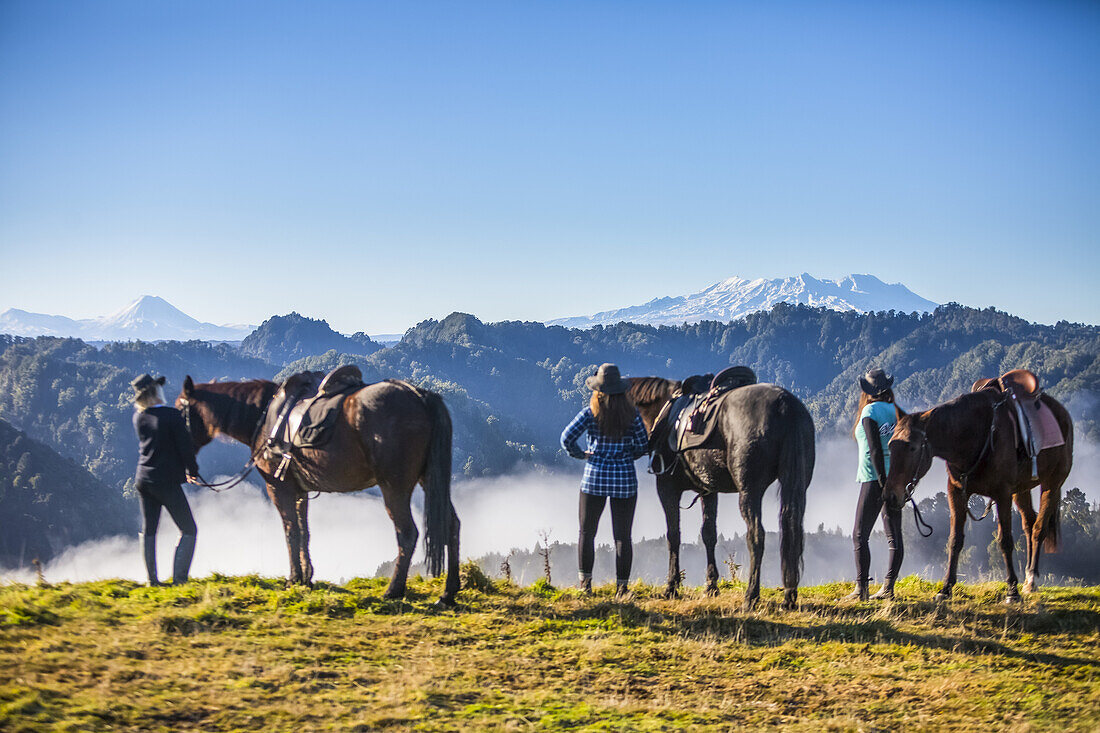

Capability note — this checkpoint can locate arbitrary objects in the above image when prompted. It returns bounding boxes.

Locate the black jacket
[133,405,199,486]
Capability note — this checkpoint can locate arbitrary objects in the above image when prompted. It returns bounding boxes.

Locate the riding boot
[172,534,196,585]
[843,580,869,601]
[614,580,630,600]
[141,532,160,586]
[870,579,895,600]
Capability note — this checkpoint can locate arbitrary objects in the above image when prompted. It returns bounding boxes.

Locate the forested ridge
[1,303,1098,568]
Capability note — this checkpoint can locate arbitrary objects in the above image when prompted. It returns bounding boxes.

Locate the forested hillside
[0,417,132,566]
[0,303,1097,564]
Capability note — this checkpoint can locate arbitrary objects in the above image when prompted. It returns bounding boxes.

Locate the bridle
[893,427,935,537]
[893,393,1008,535]
[178,394,270,492]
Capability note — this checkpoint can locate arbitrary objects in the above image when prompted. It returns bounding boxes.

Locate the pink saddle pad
[1022,400,1065,450]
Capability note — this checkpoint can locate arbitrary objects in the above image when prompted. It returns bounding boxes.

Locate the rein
[899,394,1007,534]
[899,431,935,538]
[951,395,1006,492]
[179,393,271,492]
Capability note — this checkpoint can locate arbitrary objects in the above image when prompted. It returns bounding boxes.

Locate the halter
[178,393,271,492]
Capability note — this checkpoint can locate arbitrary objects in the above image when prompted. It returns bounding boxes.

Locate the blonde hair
[134,384,167,411]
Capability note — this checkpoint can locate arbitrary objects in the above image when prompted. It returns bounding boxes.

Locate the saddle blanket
[1018,399,1065,452]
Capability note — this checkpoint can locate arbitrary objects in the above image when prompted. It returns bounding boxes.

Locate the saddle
[263,364,366,480]
[971,368,1064,478]
[664,366,757,453]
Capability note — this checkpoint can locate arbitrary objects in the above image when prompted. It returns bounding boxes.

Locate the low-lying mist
[3,438,1096,587]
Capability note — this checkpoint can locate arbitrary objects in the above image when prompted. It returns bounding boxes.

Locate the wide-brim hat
[859,368,894,396]
[131,373,167,394]
[585,363,629,395]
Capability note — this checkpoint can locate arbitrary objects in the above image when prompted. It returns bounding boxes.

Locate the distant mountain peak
[547,273,939,328]
[0,297,255,342]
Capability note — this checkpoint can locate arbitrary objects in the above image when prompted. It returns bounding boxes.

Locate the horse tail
[777,396,815,592]
[419,389,453,577]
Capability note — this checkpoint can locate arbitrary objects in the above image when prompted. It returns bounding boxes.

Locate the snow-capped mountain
[0,296,255,342]
[548,273,939,328]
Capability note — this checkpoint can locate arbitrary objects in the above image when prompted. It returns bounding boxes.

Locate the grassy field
[1,570,1098,732]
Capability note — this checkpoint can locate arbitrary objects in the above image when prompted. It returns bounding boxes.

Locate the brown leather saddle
[664,366,757,453]
[263,364,366,480]
[971,368,1064,479]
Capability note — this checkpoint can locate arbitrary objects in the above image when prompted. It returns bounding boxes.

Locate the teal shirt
[855,400,896,483]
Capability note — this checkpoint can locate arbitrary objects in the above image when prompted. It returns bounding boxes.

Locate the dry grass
[1,572,1098,731]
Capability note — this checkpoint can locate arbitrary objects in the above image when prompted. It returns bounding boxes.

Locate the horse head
[627,376,680,436]
[176,375,217,451]
[884,405,933,511]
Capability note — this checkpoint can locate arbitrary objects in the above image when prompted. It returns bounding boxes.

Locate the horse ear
[183,375,194,395]
[895,404,907,421]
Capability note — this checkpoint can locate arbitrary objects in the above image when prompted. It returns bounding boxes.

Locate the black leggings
[853,481,904,583]
[139,481,197,538]
[578,492,637,582]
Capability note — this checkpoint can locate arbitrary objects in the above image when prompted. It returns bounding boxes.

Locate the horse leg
[1029,483,1063,593]
[739,488,765,612]
[1015,490,1038,593]
[295,493,314,587]
[995,498,1020,603]
[700,493,720,596]
[936,486,967,601]
[656,478,682,598]
[381,484,419,600]
[439,503,461,606]
[267,482,304,586]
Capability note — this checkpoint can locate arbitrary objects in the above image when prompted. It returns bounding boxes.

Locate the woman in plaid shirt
[560,363,650,598]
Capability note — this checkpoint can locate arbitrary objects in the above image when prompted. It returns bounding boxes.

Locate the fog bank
[3,437,1096,586]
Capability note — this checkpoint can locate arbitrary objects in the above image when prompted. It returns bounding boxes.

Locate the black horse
[629,377,816,610]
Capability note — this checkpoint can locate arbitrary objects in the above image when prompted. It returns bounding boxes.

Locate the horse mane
[192,379,278,438]
[628,376,679,406]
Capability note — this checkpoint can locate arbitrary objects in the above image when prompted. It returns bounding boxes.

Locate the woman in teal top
[845,368,903,601]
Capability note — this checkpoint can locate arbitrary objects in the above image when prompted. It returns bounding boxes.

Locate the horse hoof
[662,586,680,600]
[435,595,457,608]
[934,592,950,603]
[1004,594,1021,605]
[705,586,720,598]
[742,598,759,613]
[382,590,406,601]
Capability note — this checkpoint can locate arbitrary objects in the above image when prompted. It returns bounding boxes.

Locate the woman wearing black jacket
[131,374,199,586]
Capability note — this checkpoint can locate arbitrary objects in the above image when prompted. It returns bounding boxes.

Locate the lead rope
[180,394,270,492]
[910,495,934,537]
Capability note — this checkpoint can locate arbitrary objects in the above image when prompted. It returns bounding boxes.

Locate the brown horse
[884,389,1073,603]
[629,376,815,610]
[176,376,461,605]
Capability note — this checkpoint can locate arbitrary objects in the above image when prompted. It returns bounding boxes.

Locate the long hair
[590,390,636,439]
[134,385,167,412]
[851,387,894,437]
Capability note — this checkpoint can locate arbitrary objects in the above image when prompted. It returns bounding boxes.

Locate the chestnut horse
[629,377,815,610]
[884,390,1073,603]
[176,376,460,605]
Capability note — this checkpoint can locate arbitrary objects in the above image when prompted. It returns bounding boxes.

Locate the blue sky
[1,1,1098,333]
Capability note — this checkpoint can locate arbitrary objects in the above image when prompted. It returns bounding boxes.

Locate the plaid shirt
[560,407,650,497]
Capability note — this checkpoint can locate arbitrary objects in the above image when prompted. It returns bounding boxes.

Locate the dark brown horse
[884,389,1073,603]
[629,377,816,610]
[176,376,461,605]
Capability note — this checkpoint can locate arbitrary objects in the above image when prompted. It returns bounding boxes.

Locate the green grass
[1,572,1098,731]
